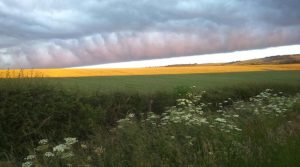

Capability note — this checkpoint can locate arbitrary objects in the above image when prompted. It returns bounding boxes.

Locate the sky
[0,0,300,69]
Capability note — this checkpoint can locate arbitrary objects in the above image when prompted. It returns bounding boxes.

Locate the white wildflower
[22,161,33,167]
[199,118,208,124]
[53,144,68,153]
[128,113,135,118]
[25,155,35,161]
[38,139,48,145]
[234,127,242,131]
[215,118,227,123]
[44,152,55,157]
[64,137,78,145]
[81,144,88,149]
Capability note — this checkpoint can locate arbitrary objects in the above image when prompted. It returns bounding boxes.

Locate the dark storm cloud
[0,0,300,68]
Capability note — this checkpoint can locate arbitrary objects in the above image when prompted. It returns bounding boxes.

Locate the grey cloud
[0,0,300,68]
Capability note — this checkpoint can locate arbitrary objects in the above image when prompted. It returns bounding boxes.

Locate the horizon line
[72,45,300,69]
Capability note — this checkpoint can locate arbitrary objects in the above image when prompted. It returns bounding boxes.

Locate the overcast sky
[0,0,300,68]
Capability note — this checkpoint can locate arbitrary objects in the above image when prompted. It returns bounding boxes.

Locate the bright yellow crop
[1,64,300,78]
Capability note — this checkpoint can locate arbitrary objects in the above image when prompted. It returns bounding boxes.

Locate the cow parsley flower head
[44,152,55,157]
[128,113,135,118]
[233,114,239,118]
[53,144,68,153]
[64,137,78,145]
[24,155,36,161]
[215,118,227,123]
[22,161,33,167]
[38,139,48,145]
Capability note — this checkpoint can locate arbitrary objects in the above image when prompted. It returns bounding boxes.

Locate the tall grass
[16,88,300,167]
[0,74,300,166]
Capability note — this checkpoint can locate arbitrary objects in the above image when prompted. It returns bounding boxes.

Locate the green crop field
[46,71,300,94]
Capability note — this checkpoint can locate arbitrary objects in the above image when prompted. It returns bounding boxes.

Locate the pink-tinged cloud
[0,0,300,68]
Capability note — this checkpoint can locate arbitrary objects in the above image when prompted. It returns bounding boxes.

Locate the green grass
[17,89,300,167]
[46,71,300,94]
[1,70,300,166]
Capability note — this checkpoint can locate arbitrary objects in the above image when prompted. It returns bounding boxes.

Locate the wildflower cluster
[116,113,136,129]
[160,90,208,126]
[116,87,242,135]
[21,136,107,166]
[212,115,242,133]
[233,89,298,117]
[19,88,300,166]
[52,137,77,158]
[142,111,160,126]
[22,137,78,167]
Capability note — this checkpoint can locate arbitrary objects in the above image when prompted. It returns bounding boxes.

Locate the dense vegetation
[0,72,300,166]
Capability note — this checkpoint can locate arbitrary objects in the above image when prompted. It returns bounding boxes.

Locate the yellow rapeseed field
[1,64,300,78]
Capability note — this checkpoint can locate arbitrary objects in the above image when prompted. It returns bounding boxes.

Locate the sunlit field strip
[1,64,300,78]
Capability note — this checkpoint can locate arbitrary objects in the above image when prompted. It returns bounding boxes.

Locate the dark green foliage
[0,79,177,159]
[93,94,300,167]
[0,81,94,158]
[0,71,300,166]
